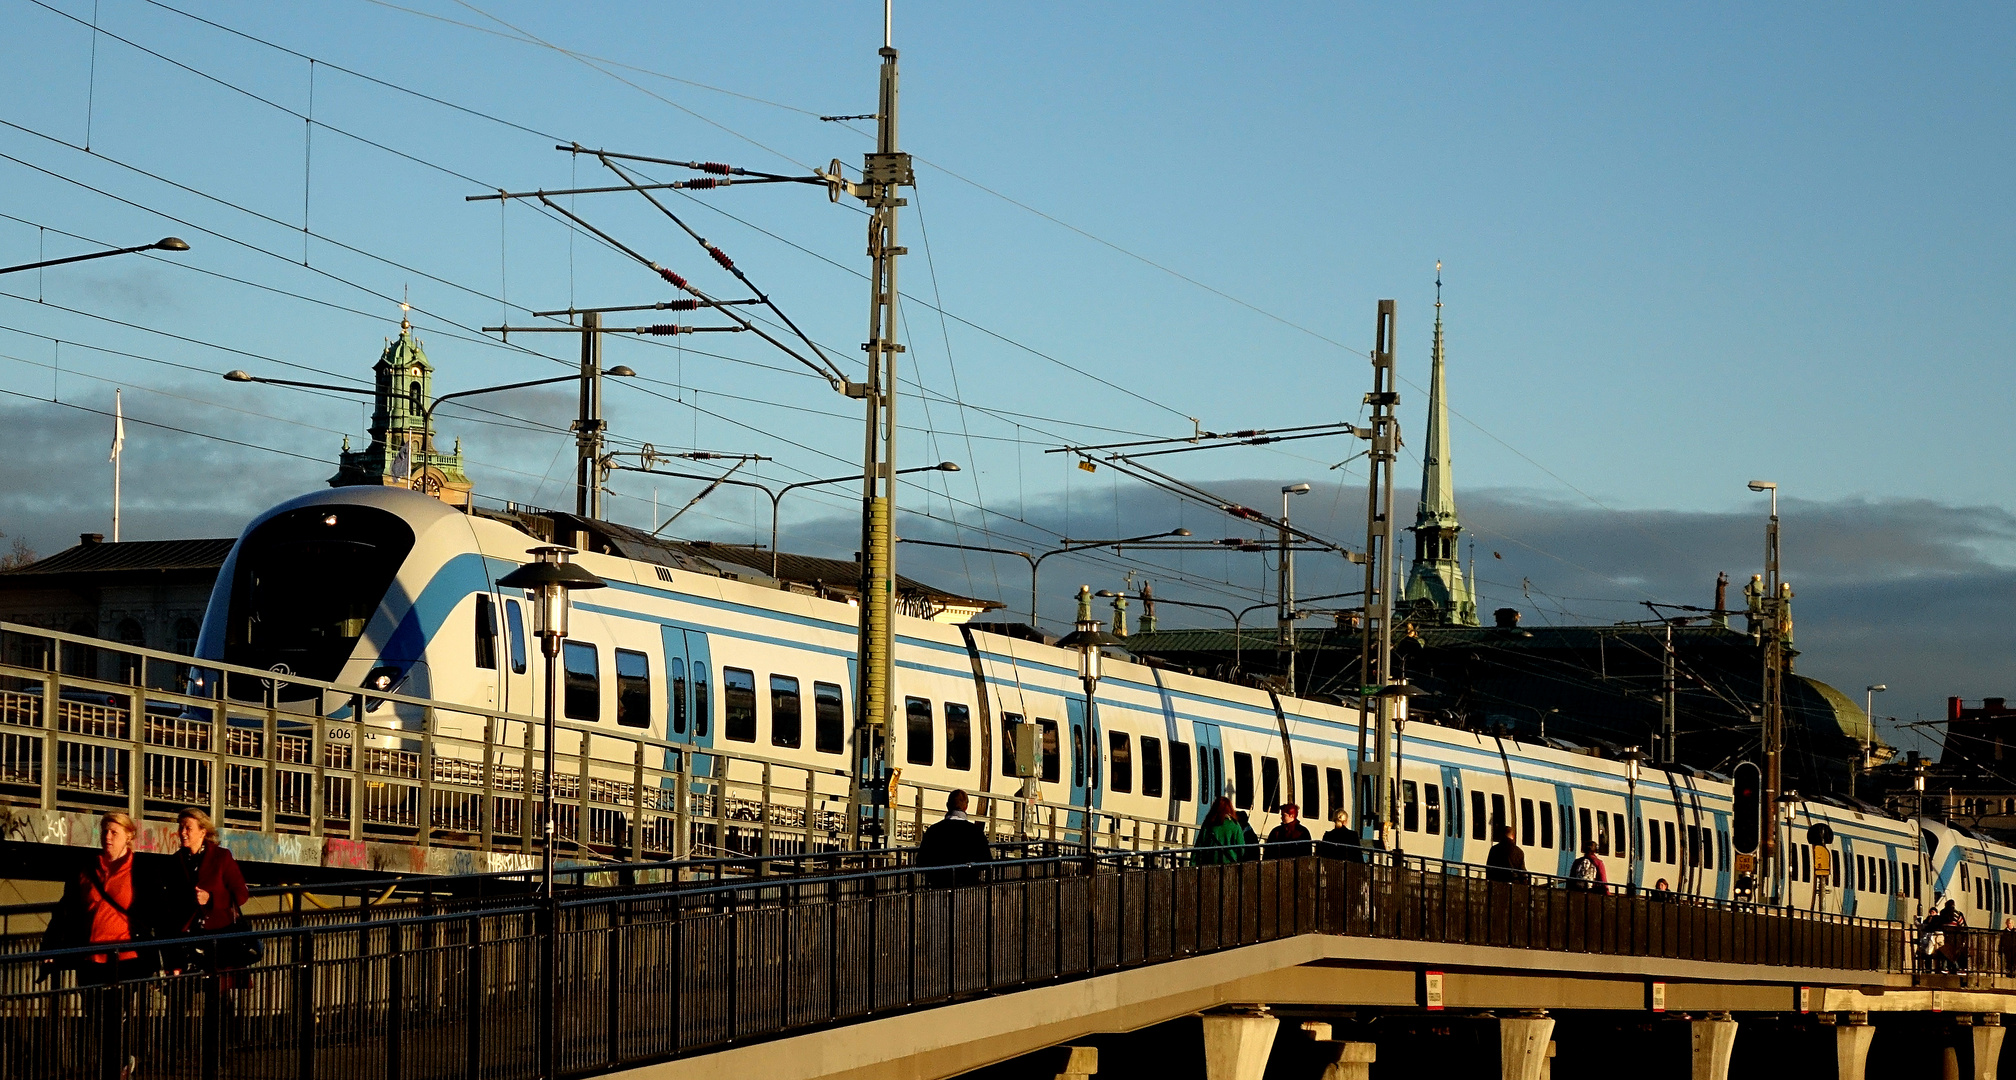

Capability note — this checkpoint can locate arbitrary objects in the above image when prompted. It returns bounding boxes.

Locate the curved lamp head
[1747,480,1777,493]
[222,370,253,382]
[154,237,191,252]
[935,461,960,472]
[1172,528,1193,537]
[1284,483,1312,495]
[604,366,637,377]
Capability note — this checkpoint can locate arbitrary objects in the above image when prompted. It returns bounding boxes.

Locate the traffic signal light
[1732,762,1762,854]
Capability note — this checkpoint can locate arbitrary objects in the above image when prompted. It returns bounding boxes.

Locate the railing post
[38,668,58,810]
[464,932,482,1080]
[631,739,646,862]
[202,969,223,1080]
[759,762,773,856]
[606,901,623,1068]
[520,717,536,854]
[674,751,691,864]
[417,705,437,846]
[294,930,315,1080]
[576,728,593,855]
[479,714,496,853]
[387,946,404,1080]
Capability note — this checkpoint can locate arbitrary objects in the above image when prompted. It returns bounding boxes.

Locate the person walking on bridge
[1264,803,1314,859]
[1569,840,1609,894]
[42,811,154,1080]
[917,790,991,887]
[1486,824,1528,884]
[1194,797,1245,865]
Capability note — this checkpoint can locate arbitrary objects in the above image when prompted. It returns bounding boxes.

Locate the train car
[196,486,2016,927]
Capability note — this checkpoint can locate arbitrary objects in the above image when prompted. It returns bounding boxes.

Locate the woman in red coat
[170,808,252,985]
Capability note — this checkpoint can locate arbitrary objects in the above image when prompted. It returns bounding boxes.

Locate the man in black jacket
[918,790,992,887]
[1264,803,1314,859]
[1486,824,1528,884]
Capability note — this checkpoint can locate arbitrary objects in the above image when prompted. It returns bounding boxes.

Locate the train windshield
[223,505,415,682]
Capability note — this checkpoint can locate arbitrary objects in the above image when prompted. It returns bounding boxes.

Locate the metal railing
[1,846,1938,1080]
[0,622,1192,863]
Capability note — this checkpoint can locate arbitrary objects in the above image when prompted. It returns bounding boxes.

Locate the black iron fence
[0,849,1929,1080]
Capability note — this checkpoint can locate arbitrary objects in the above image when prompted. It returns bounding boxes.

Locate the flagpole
[110,389,124,542]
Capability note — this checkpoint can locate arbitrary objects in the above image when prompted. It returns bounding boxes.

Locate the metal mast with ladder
[1357,300,1400,849]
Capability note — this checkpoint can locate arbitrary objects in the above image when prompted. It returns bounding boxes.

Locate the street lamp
[1280,483,1311,692]
[0,236,189,276]
[494,545,603,1080]
[899,529,1191,629]
[1858,683,1887,796]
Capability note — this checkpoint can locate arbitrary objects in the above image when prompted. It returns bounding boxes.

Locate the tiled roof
[0,538,235,577]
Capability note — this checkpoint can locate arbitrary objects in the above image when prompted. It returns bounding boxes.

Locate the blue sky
[1,2,2011,747]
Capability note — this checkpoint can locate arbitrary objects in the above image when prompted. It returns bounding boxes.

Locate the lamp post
[1859,683,1886,797]
[0,236,188,276]
[1056,585,1129,846]
[493,547,603,1080]
[1747,479,1782,899]
[617,461,958,578]
[898,529,1190,629]
[1279,483,1311,692]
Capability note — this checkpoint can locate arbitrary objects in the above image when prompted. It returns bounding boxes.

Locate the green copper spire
[331,308,473,506]
[1404,264,1479,626]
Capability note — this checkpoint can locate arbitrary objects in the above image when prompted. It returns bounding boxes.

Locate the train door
[1192,721,1225,826]
[1066,695,1099,838]
[659,624,715,777]
[1710,810,1731,901]
[500,595,531,715]
[1550,782,1577,879]
[1839,838,1858,919]
[1440,764,1466,863]
[1149,671,1184,826]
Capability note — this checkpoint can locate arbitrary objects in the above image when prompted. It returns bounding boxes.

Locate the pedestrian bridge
[6,850,2014,1080]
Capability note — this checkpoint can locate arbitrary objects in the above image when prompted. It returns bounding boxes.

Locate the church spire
[329,304,473,507]
[1403,262,1479,626]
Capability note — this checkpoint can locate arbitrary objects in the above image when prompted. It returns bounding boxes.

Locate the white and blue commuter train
[196,486,2016,930]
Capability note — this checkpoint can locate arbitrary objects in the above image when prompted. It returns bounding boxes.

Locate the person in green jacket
[1194,796,1246,865]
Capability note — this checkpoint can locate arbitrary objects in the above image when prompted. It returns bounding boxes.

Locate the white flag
[109,389,125,463]
[391,439,411,480]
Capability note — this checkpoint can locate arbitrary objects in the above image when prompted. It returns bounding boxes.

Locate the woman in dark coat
[168,807,252,986]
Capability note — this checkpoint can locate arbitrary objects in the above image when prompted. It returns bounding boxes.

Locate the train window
[1200,746,1214,801]
[505,599,527,675]
[770,675,802,748]
[1402,782,1420,832]
[615,650,651,729]
[1327,769,1345,824]
[1425,784,1442,836]
[722,668,757,742]
[1664,822,1677,865]
[1301,764,1318,812]
[1578,808,1593,853]
[1212,749,1224,804]
[1000,713,1022,777]
[1613,814,1626,860]
[691,662,709,737]
[1519,798,1534,846]
[563,641,600,721]
[1171,741,1192,802]
[1801,844,1812,883]
[1538,802,1553,849]
[1038,719,1061,783]
[1232,753,1254,810]
[1261,758,1281,812]
[474,595,498,670]
[1913,865,1920,898]
[814,682,844,754]
[1648,819,1661,863]
[1072,724,1086,786]
[1596,812,1610,856]
[907,697,934,766]
[671,660,688,734]
[1108,732,1132,793]
[945,703,972,771]
[1472,791,1488,840]
[1491,794,1507,836]
[1141,736,1163,798]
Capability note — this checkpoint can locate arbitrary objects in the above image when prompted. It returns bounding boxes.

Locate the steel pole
[576,312,603,518]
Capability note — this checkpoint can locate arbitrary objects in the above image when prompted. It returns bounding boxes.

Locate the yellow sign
[1735,853,1757,875]
[1812,848,1832,876]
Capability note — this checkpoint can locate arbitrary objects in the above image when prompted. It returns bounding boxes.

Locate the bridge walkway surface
[6,849,2015,1080]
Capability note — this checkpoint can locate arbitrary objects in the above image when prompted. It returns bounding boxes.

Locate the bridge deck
[5,850,2008,1080]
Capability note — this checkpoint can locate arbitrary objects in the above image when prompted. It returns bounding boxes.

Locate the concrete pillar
[1039,1045,1098,1079]
[1500,1013,1556,1080]
[1202,1009,1279,1080]
[1975,1016,2006,1080]
[1836,1014,1875,1080]
[1297,1023,1377,1080]
[1691,1012,1738,1080]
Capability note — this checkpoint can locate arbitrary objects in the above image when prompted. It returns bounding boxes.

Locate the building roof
[0,538,235,579]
